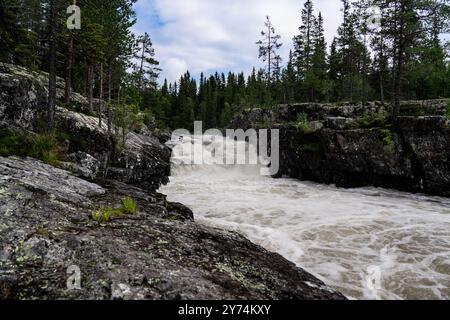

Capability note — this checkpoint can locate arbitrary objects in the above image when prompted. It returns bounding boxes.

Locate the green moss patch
[345,110,390,130]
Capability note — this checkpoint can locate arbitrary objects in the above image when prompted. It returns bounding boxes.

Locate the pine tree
[310,12,328,101]
[256,15,283,84]
[370,0,450,117]
[282,50,297,103]
[293,0,316,83]
[328,38,341,101]
[134,32,161,90]
[47,0,57,132]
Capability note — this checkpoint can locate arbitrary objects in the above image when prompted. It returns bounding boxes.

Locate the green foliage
[294,113,314,134]
[91,196,138,224]
[121,196,138,215]
[2,0,449,133]
[29,134,59,166]
[113,103,144,143]
[0,129,59,165]
[0,129,27,157]
[381,129,395,154]
[345,111,390,130]
[92,207,117,224]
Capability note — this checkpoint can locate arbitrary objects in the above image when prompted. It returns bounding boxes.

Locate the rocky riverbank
[0,64,345,299]
[231,100,450,197]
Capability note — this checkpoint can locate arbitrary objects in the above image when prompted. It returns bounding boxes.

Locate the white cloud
[162,58,189,83]
[133,0,344,83]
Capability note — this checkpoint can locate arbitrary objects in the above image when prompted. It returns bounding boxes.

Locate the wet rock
[0,156,346,300]
[166,202,194,222]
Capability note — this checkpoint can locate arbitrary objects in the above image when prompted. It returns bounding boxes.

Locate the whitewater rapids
[159,135,450,300]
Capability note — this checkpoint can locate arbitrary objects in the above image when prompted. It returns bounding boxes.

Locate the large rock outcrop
[0,157,345,300]
[0,63,170,192]
[230,101,450,197]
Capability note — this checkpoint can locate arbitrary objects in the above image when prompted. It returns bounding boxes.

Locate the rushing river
[159,135,450,300]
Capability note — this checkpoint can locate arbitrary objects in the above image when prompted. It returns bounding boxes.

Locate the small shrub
[381,129,395,154]
[121,196,138,215]
[294,113,314,134]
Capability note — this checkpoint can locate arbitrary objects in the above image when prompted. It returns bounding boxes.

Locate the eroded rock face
[0,64,171,193]
[0,64,90,131]
[0,69,43,131]
[0,157,345,300]
[230,102,450,196]
[109,132,172,192]
[60,152,102,181]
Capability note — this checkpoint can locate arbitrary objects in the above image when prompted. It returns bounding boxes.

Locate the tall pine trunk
[47,0,57,133]
[393,2,406,119]
[107,61,113,135]
[379,40,385,103]
[65,36,73,104]
[88,64,94,113]
[65,0,76,104]
[99,63,103,127]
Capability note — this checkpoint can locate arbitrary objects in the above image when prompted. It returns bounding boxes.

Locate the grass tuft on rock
[122,196,138,215]
[92,196,139,224]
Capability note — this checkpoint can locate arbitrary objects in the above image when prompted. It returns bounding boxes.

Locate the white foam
[160,136,450,300]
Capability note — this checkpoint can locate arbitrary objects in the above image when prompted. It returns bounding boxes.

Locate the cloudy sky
[132,0,344,83]
[132,0,448,84]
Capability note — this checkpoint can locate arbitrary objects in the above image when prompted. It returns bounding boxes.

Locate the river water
[159,135,450,300]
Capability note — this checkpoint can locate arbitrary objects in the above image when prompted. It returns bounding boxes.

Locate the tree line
[1,0,449,133]
[159,0,450,130]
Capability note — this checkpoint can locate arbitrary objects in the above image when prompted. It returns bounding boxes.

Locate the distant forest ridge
[1,0,449,131]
